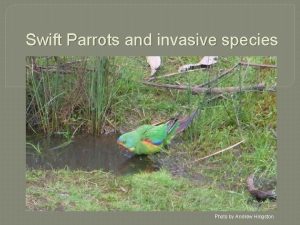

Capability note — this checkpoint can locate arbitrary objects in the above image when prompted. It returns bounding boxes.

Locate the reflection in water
[26,134,159,175]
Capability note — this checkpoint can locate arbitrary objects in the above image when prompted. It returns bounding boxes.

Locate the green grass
[26,56,277,211]
[26,169,275,211]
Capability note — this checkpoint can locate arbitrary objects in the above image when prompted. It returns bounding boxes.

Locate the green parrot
[117,109,200,155]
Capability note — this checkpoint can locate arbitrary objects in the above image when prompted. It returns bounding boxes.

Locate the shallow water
[26,134,159,175]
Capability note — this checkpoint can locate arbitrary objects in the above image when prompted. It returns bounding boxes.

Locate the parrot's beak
[117,140,125,147]
[117,140,128,150]
[117,140,134,153]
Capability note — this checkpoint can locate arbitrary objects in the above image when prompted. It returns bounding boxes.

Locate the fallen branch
[266,85,277,92]
[239,61,277,69]
[26,60,95,75]
[146,61,276,82]
[142,81,268,94]
[197,63,240,87]
[146,68,204,81]
[192,140,245,163]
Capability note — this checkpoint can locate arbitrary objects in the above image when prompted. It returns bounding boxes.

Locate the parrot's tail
[176,107,201,134]
[155,106,202,135]
[166,118,179,134]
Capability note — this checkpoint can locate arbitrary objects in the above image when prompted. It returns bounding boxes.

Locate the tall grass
[88,57,110,134]
[26,57,63,134]
[26,56,118,136]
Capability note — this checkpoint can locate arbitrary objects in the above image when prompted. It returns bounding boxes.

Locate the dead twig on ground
[145,61,276,83]
[146,68,204,81]
[142,81,268,94]
[239,61,277,69]
[197,63,240,87]
[192,140,245,163]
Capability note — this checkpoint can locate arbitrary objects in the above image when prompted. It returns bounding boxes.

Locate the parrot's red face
[117,134,135,153]
[117,140,135,157]
[117,140,127,150]
[117,140,133,153]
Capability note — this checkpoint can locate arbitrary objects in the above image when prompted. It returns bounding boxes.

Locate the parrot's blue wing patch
[144,138,163,146]
[143,124,167,146]
[152,140,163,145]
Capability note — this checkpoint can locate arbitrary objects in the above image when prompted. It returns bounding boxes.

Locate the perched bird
[117,109,200,155]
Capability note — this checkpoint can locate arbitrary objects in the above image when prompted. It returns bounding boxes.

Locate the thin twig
[105,118,118,131]
[72,121,85,138]
[239,61,277,68]
[270,128,277,139]
[197,63,240,87]
[192,140,245,163]
[146,68,204,81]
[265,85,277,92]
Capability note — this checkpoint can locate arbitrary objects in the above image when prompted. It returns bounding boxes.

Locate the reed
[82,57,121,134]
[26,57,69,134]
[88,57,110,134]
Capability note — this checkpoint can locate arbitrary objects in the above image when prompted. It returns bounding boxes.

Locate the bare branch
[239,61,277,69]
[197,63,240,87]
[142,81,268,94]
[146,61,276,83]
[146,68,204,81]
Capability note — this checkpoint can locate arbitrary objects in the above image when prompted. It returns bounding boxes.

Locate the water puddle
[26,134,160,175]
